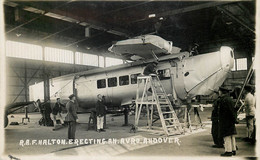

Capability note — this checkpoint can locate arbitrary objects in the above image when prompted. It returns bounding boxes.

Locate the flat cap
[68,94,75,99]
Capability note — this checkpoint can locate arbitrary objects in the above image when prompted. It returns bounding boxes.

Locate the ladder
[135,75,183,136]
[235,59,255,114]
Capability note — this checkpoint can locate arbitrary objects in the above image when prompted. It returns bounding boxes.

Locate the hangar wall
[223,46,254,89]
[6,57,97,105]
[200,39,254,90]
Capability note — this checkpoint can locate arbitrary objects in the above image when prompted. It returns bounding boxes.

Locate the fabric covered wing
[108,35,181,60]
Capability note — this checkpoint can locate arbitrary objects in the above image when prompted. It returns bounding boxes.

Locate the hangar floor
[4,108,256,158]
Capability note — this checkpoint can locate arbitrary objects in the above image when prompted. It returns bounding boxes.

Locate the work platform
[135,75,183,136]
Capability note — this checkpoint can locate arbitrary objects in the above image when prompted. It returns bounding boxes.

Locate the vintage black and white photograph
[0,0,258,159]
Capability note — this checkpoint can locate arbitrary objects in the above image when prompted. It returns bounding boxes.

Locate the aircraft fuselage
[29,46,234,111]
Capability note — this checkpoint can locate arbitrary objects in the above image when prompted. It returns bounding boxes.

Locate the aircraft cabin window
[158,69,171,80]
[131,73,141,84]
[119,75,129,86]
[97,79,106,89]
[108,77,117,87]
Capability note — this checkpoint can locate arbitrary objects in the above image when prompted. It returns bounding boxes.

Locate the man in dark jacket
[96,94,106,132]
[52,98,65,126]
[211,93,224,148]
[218,87,237,157]
[143,61,158,92]
[37,99,53,126]
[65,94,78,141]
[143,61,158,76]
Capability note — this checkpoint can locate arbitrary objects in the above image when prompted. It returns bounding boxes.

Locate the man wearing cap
[143,61,158,76]
[96,94,106,132]
[218,87,237,156]
[243,86,256,142]
[143,61,158,93]
[65,94,78,141]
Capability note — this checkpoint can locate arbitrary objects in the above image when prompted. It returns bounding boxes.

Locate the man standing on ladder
[143,61,159,118]
[143,61,159,92]
[136,63,183,136]
[143,61,158,75]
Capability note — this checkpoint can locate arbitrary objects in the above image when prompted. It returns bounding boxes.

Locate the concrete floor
[3,108,256,159]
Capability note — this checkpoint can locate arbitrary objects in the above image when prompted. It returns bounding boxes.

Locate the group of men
[36,61,255,153]
[51,94,106,141]
[36,93,106,141]
[36,97,66,127]
[53,61,160,141]
[211,85,256,157]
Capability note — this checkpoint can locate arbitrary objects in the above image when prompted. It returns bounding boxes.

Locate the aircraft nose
[220,46,234,71]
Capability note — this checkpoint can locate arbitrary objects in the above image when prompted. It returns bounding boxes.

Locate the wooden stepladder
[135,74,183,136]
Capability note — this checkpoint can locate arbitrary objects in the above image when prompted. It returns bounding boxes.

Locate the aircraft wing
[5,101,35,128]
[5,101,35,114]
[108,35,181,60]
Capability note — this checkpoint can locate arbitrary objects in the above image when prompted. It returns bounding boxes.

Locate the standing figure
[218,87,237,157]
[35,99,42,112]
[52,98,65,126]
[96,94,106,132]
[37,99,52,126]
[243,86,256,142]
[192,96,203,129]
[211,92,224,148]
[143,61,158,76]
[36,99,44,117]
[143,61,158,92]
[42,101,53,126]
[65,94,78,141]
[36,99,44,125]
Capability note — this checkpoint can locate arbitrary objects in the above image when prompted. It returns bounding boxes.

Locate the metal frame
[10,62,43,103]
[135,75,183,136]
[217,6,255,34]
[132,1,234,23]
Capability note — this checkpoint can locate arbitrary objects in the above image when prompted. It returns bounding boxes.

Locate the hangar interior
[3,0,256,157]
[4,1,255,104]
